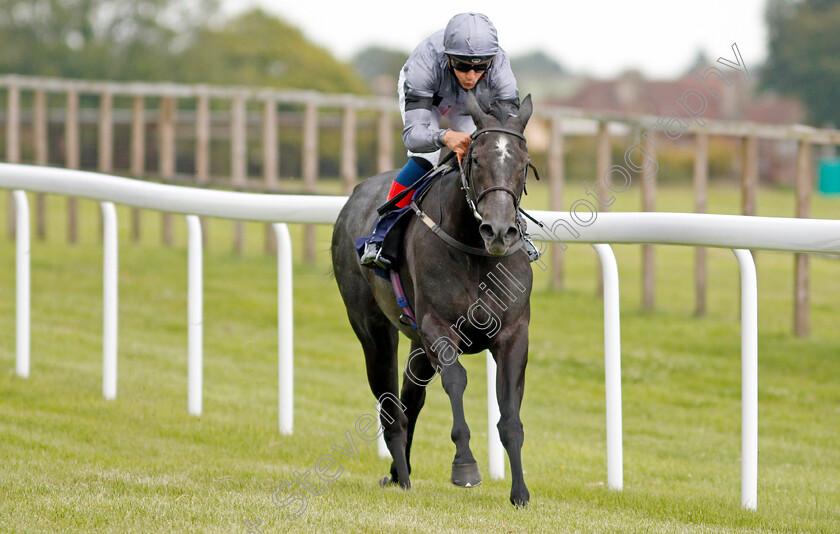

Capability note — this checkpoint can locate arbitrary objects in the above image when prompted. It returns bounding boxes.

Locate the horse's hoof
[510,487,530,507]
[379,475,394,486]
[510,497,529,508]
[451,462,482,487]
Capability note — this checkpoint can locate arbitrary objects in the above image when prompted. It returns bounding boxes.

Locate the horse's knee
[382,412,408,436]
[450,424,471,445]
[497,417,524,446]
[440,365,467,396]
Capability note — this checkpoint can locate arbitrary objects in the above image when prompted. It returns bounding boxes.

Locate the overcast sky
[223,0,768,79]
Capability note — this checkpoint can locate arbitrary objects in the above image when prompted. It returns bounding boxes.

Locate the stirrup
[360,241,391,270]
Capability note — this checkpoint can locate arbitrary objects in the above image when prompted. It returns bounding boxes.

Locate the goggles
[448,54,495,73]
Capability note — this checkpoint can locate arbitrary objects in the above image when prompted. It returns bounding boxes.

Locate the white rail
[13,190,29,379]
[3,163,840,511]
[734,249,759,510]
[102,202,118,400]
[187,215,203,415]
[594,244,624,491]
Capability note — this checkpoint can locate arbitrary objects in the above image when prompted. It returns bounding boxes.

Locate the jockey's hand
[443,130,472,158]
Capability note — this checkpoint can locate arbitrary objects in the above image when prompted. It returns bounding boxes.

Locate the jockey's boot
[360,240,390,269]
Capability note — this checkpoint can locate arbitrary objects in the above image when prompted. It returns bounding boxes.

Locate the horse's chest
[414,271,527,344]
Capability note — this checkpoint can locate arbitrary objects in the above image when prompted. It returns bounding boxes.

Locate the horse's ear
[511,94,533,132]
[467,91,496,129]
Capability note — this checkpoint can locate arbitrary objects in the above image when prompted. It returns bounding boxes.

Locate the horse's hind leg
[399,340,438,476]
[347,314,412,489]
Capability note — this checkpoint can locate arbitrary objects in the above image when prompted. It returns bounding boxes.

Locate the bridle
[458,127,537,222]
[408,126,541,259]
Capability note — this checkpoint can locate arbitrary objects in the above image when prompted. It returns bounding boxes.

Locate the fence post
[195,92,210,250]
[196,92,210,186]
[231,95,247,255]
[66,90,80,244]
[263,97,279,255]
[130,95,145,243]
[377,109,393,174]
[595,121,610,298]
[548,116,564,290]
[95,91,114,242]
[794,137,812,338]
[34,89,48,166]
[742,135,758,217]
[263,97,278,189]
[6,82,20,240]
[341,103,358,195]
[641,131,657,311]
[98,91,114,173]
[34,89,48,241]
[302,99,318,263]
[742,135,759,265]
[159,96,176,246]
[694,133,708,317]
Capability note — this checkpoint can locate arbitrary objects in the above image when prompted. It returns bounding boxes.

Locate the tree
[761,0,840,127]
[0,2,367,94]
[351,46,409,92]
[0,0,219,80]
[176,9,367,94]
[509,50,565,78]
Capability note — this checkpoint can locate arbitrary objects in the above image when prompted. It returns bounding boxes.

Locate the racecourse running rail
[3,162,840,510]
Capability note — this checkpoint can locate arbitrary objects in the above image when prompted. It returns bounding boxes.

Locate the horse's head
[464,92,533,256]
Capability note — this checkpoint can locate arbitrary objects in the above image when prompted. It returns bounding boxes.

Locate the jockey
[360,12,542,268]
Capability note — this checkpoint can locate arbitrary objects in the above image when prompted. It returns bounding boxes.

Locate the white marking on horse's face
[495,136,511,165]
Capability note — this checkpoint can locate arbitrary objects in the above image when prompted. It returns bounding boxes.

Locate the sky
[223,0,768,79]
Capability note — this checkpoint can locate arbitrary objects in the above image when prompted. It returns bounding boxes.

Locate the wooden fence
[2,74,839,337]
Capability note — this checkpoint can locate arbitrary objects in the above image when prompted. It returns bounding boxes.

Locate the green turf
[0,183,839,533]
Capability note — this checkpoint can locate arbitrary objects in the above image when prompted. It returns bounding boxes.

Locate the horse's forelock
[487,100,518,127]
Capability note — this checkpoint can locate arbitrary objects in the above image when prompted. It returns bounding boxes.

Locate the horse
[330,92,534,507]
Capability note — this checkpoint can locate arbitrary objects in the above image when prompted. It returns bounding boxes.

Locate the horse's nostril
[504,226,519,244]
[479,223,495,241]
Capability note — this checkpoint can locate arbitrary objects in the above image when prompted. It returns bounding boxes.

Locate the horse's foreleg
[439,358,482,487]
[418,315,480,487]
[492,328,530,507]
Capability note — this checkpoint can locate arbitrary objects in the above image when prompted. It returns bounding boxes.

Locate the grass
[0,181,839,533]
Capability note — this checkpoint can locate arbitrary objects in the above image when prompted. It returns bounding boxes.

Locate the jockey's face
[453,67,483,90]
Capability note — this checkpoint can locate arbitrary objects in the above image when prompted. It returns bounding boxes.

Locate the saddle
[353,164,454,329]
[354,164,451,279]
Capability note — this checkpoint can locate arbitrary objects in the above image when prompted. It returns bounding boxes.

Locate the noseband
[459,127,531,222]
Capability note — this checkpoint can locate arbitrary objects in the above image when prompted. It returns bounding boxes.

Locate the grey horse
[331,93,534,507]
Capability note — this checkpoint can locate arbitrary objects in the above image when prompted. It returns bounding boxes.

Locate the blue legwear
[394,156,433,187]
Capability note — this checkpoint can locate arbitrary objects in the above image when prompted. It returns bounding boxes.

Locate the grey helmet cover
[443,12,500,57]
